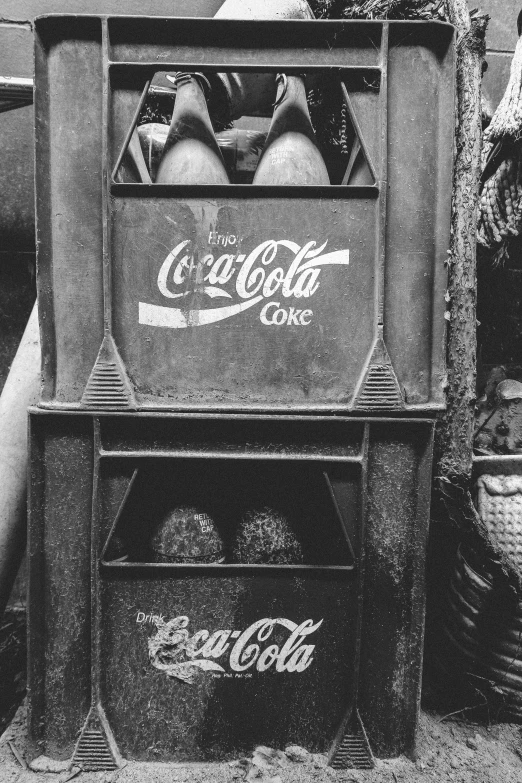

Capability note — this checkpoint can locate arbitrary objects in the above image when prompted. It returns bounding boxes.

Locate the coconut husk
[232,507,304,565]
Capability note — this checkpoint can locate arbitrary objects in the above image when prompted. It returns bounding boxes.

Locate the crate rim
[33,14,455,29]
[28,405,437,424]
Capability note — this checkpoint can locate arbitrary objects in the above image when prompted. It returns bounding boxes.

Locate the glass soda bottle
[156,72,230,185]
[253,74,330,186]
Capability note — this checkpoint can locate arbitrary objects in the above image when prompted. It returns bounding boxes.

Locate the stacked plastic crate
[28,13,455,771]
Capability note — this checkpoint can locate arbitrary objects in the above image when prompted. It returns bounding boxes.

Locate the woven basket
[476,474,522,574]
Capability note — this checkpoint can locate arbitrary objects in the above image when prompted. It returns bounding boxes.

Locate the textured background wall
[479,0,519,111]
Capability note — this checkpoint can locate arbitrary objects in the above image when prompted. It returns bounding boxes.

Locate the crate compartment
[101,460,357,566]
[112,67,379,187]
[34,16,454,412]
[28,413,434,763]
[96,454,358,759]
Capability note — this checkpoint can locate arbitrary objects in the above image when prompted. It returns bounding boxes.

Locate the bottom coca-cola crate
[28,411,433,768]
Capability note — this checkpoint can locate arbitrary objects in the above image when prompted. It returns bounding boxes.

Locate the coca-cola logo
[138,236,349,329]
[144,614,323,684]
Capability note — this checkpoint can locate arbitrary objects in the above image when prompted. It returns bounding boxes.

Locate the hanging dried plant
[309,0,446,20]
[478,152,522,253]
[478,28,522,259]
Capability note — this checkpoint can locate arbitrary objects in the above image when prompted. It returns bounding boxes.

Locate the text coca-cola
[139,238,349,330]
[144,614,323,683]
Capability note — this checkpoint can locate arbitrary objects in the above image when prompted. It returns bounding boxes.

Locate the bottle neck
[171,73,211,122]
[274,74,307,107]
[166,72,224,158]
[269,74,316,143]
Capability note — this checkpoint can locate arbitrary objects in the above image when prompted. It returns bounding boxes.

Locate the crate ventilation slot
[72,710,118,771]
[81,335,136,410]
[354,330,403,411]
[330,732,374,770]
[329,711,375,770]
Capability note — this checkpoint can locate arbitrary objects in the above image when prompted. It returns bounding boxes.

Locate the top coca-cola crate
[34,15,454,413]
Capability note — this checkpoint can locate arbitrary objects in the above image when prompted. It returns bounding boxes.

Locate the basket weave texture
[477,474,522,573]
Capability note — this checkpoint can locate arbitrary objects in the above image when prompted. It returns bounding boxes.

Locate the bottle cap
[149,506,224,563]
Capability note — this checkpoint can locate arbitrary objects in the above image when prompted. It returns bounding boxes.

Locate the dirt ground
[1,700,522,783]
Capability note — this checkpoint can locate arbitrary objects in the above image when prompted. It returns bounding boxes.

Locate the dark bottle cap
[149,506,224,563]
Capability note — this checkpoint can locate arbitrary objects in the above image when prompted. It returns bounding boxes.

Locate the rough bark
[436,0,483,485]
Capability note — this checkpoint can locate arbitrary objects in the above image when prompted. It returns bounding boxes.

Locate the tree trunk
[436,0,483,485]
[434,3,522,587]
